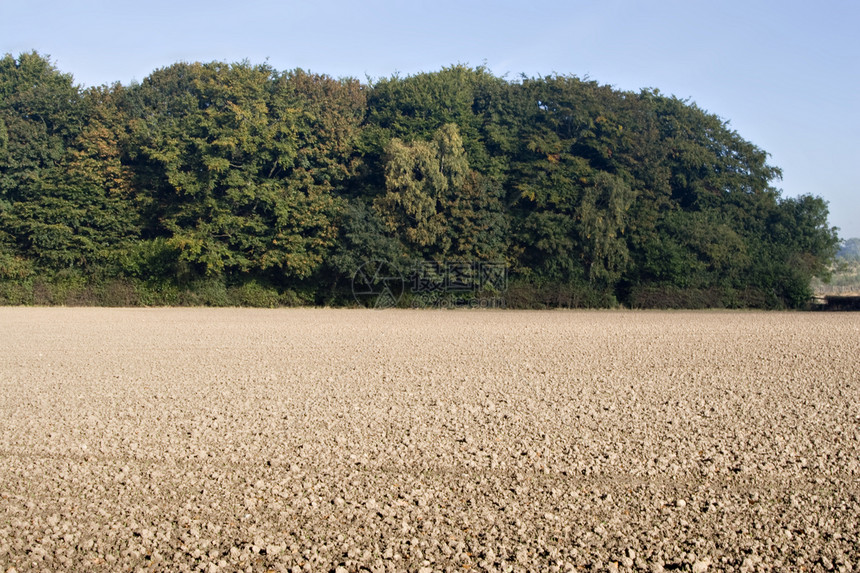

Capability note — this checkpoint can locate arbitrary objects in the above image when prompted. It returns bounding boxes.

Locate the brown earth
[1,308,859,572]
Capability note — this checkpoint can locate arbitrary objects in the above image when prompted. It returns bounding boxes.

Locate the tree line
[0,52,840,308]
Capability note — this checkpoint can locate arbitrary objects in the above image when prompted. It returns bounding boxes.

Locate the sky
[2,0,858,238]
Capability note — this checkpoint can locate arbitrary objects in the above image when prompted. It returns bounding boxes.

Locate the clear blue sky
[2,0,858,238]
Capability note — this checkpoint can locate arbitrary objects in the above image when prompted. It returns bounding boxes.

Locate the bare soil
[1,308,858,572]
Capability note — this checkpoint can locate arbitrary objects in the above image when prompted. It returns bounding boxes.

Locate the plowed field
[1,309,858,572]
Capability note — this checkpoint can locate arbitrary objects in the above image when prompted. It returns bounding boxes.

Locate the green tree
[0,52,131,272]
[361,65,516,196]
[375,123,467,253]
[576,172,636,284]
[754,194,839,306]
[374,123,507,261]
[124,61,358,281]
[0,52,83,203]
[322,198,408,299]
[505,76,636,288]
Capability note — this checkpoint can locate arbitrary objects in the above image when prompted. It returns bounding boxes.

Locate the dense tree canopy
[0,52,841,308]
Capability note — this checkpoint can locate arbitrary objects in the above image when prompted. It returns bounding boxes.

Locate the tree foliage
[0,52,842,308]
[122,61,360,280]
